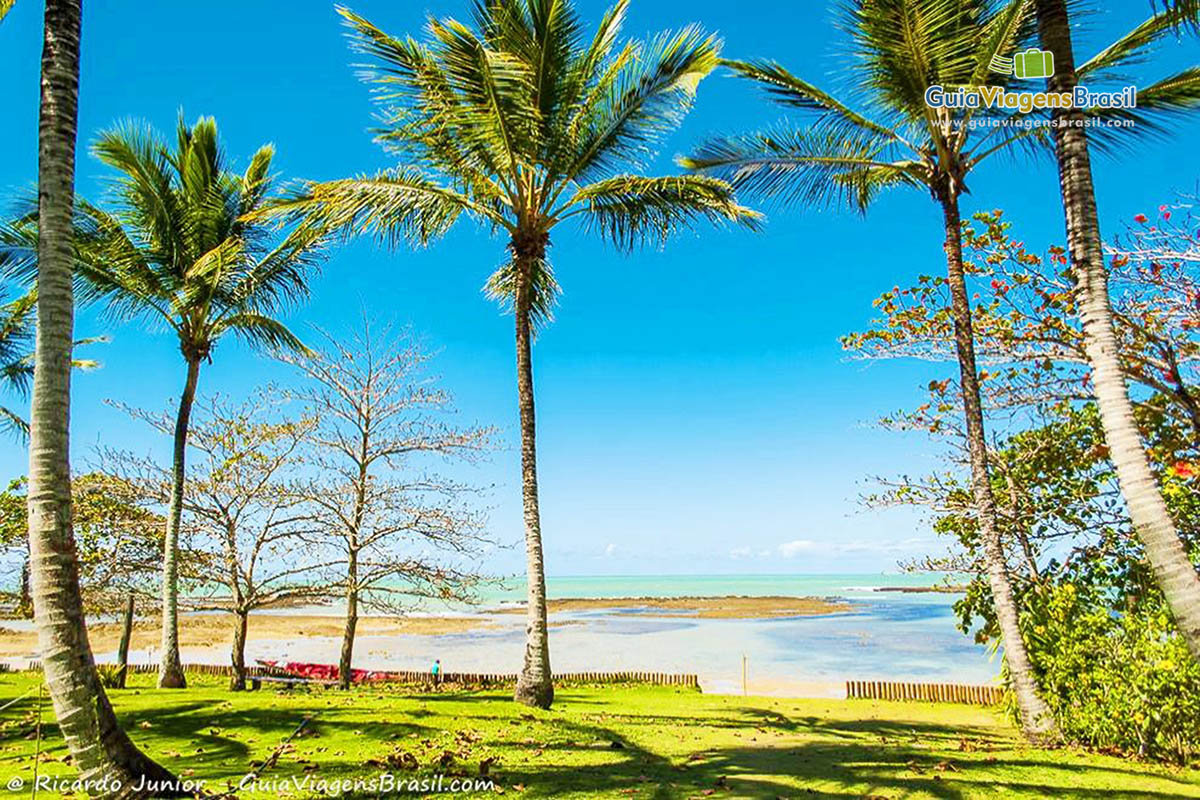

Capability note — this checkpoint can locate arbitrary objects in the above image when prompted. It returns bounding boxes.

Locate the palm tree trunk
[158,355,200,689]
[1036,0,1200,660]
[939,192,1058,740]
[29,1,181,794]
[339,562,357,691]
[511,233,553,710]
[229,608,248,691]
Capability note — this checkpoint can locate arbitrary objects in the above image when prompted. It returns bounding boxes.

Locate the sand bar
[494,595,854,618]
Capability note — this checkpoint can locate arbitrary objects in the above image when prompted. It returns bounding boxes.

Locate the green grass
[1,671,1197,799]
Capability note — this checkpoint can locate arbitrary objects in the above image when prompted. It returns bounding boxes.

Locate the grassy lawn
[1,670,1197,799]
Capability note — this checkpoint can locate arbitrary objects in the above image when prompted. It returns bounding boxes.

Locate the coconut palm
[0,1,14,24]
[269,0,758,708]
[684,0,1060,738]
[26,0,181,792]
[3,116,329,688]
[1033,0,1200,660]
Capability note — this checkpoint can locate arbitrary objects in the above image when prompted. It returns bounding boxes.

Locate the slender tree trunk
[511,232,553,710]
[340,426,368,692]
[939,193,1058,740]
[339,576,357,691]
[221,521,247,690]
[229,608,248,691]
[18,555,32,617]
[28,1,181,794]
[1036,0,1200,660]
[158,356,200,689]
[116,591,134,689]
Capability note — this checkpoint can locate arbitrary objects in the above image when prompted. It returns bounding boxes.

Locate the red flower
[1173,461,1196,479]
[1133,213,1148,224]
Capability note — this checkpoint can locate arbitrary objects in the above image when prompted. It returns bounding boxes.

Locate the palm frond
[566,25,721,182]
[840,0,984,119]
[1083,67,1200,156]
[1150,0,1200,32]
[567,174,761,251]
[1078,6,1197,82]
[722,59,900,143]
[483,254,560,328]
[219,312,308,355]
[428,14,540,176]
[258,169,481,244]
[682,124,921,212]
[0,405,28,442]
[0,289,36,399]
[966,0,1034,88]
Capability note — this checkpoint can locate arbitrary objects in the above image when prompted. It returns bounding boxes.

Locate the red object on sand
[258,659,400,683]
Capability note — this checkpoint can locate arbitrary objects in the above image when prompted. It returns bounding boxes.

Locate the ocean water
[2,573,994,695]
[236,573,1000,695]
[474,572,957,605]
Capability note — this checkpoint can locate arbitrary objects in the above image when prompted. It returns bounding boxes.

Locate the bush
[96,664,127,689]
[1026,582,1200,763]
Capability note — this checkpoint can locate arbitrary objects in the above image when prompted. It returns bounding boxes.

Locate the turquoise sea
[345,572,998,695]
[474,572,956,604]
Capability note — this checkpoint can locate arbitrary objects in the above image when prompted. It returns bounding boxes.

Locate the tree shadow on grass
[47,686,1194,800]
[482,711,1199,800]
[104,700,445,792]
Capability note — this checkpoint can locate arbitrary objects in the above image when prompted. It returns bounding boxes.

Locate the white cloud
[729,546,753,559]
[777,536,933,558]
[603,543,616,557]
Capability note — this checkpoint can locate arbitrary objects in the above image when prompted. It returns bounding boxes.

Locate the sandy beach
[0,594,849,659]
[0,587,994,698]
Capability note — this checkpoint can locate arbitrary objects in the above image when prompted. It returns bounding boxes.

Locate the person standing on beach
[432,659,441,686]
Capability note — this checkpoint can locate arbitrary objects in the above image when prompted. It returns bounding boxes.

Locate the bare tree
[280,322,495,689]
[105,392,331,690]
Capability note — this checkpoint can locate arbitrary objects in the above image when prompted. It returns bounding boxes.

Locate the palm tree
[0,1,14,25]
[26,0,180,792]
[270,0,758,708]
[683,0,1061,738]
[5,116,329,688]
[1033,0,1200,660]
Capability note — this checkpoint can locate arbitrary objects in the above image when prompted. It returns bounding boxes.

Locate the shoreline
[0,590,995,695]
[0,594,854,659]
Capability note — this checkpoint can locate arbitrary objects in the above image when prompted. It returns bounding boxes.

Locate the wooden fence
[6,661,698,689]
[846,679,1003,705]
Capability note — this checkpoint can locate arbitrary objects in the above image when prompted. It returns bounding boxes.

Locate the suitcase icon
[1013,48,1054,79]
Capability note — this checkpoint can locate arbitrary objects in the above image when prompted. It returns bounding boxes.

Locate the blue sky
[1,1,1197,576]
